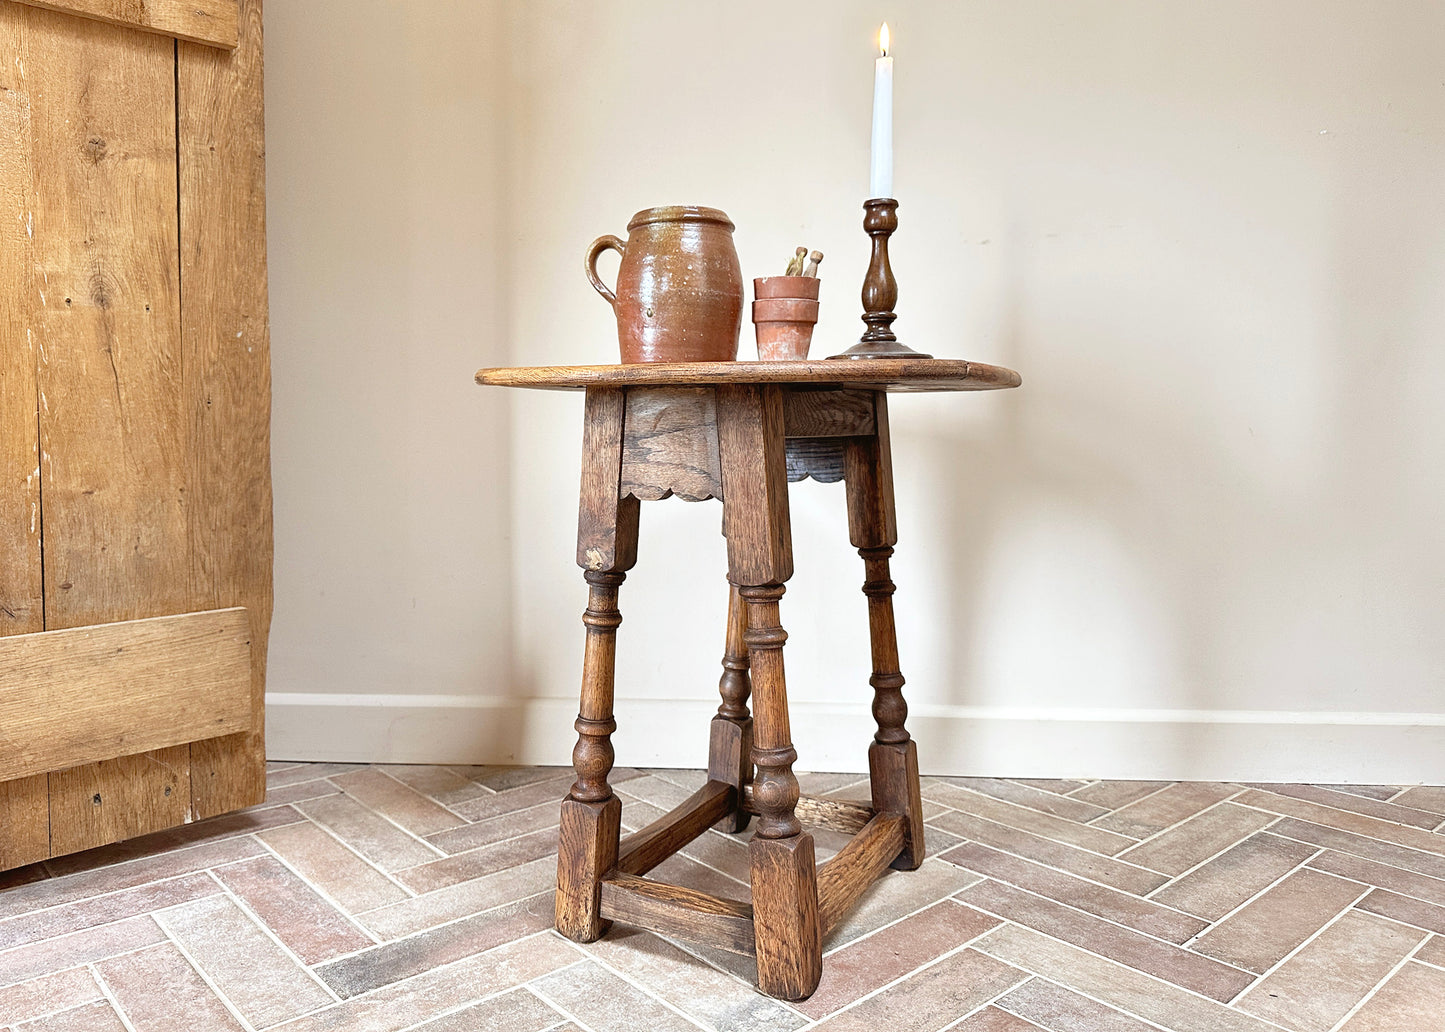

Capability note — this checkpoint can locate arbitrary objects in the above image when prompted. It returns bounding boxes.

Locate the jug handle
[585,235,625,306]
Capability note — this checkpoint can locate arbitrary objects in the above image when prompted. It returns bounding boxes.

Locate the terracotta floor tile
[1236,788,1445,857]
[615,774,700,812]
[975,923,1280,1032]
[1416,934,1445,967]
[937,779,1108,824]
[581,928,808,1031]
[1389,786,1445,816]
[277,931,580,1032]
[1091,782,1238,839]
[1012,778,1092,795]
[467,766,573,793]
[396,827,558,894]
[1191,867,1367,975]
[1244,783,1442,830]
[923,782,1136,856]
[808,948,1026,1032]
[800,900,998,1019]
[1315,784,1405,802]
[0,873,218,950]
[529,959,699,1032]
[404,988,562,1032]
[1338,961,1445,1031]
[1355,887,1445,934]
[0,836,265,921]
[357,855,557,939]
[154,894,333,1028]
[296,794,444,872]
[1270,817,1445,880]
[330,769,466,838]
[617,797,755,883]
[944,842,1205,943]
[0,915,166,985]
[958,880,1253,1002]
[952,1007,1042,1031]
[251,778,343,809]
[1149,832,1318,920]
[95,942,245,1032]
[213,855,374,964]
[257,820,408,914]
[1234,909,1425,1032]
[996,977,1160,1031]
[934,813,1166,897]
[1064,781,1171,811]
[449,774,573,823]
[17,1001,127,1032]
[824,857,978,950]
[1117,802,1275,876]
[315,892,553,999]
[266,763,364,789]
[1309,849,1445,906]
[379,765,491,808]
[40,807,303,879]
[0,968,100,1026]
[424,801,560,856]
[800,772,872,796]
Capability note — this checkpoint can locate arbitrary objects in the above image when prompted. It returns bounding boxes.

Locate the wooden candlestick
[829,198,932,360]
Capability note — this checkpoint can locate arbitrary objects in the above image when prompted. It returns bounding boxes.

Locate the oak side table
[474,358,1022,1000]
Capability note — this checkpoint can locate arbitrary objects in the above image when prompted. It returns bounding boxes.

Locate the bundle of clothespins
[784,246,824,277]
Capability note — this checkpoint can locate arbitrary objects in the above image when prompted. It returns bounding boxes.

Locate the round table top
[474,358,1022,393]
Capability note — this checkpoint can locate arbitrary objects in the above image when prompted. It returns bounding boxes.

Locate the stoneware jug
[585,205,743,363]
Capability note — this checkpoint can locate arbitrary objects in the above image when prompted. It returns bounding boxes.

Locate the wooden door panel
[179,0,271,818]
[8,0,238,48]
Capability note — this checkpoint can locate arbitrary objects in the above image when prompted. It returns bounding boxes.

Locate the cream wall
[265,0,1445,781]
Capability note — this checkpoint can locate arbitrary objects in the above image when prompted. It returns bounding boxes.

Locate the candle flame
[879,22,890,57]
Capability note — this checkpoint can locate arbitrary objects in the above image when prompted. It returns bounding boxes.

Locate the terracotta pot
[754,275,821,301]
[585,206,743,363]
[752,296,820,361]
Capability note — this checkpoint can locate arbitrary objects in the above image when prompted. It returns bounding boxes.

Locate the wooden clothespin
[785,246,807,276]
[803,250,823,277]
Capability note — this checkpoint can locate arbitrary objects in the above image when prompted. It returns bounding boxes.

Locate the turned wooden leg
[709,581,753,833]
[846,394,925,871]
[558,387,639,942]
[742,583,822,1000]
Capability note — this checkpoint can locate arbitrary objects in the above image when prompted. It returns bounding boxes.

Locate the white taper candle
[869,22,893,199]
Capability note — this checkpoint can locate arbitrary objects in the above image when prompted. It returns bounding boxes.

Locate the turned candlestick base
[829,198,932,361]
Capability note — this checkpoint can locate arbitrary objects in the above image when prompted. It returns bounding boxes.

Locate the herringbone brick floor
[3,765,1445,1031]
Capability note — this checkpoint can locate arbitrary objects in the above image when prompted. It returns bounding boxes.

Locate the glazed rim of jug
[627,205,735,231]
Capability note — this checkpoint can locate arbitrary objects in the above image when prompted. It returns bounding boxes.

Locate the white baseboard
[263,692,1445,784]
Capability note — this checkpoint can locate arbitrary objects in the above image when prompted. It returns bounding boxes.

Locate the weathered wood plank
[19,6,194,854]
[816,812,906,936]
[0,608,253,782]
[179,0,269,819]
[619,387,722,502]
[8,0,239,48]
[48,745,190,857]
[617,780,735,875]
[0,3,51,869]
[601,873,756,955]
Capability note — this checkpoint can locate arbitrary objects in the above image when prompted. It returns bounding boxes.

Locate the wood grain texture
[576,387,640,572]
[750,833,822,1000]
[871,740,926,871]
[742,787,876,836]
[555,795,621,943]
[48,744,189,857]
[600,873,756,956]
[619,387,722,502]
[0,608,253,782]
[616,780,735,875]
[9,0,239,48]
[717,385,792,586]
[709,581,752,833]
[782,388,875,438]
[17,3,195,856]
[816,812,906,936]
[477,358,1022,394]
[0,10,50,867]
[784,438,847,484]
[178,0,269,820]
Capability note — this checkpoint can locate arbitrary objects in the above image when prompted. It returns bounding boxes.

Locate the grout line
[1180,848,1325,947]
[366,767,478,826]
[284,813,421,899]
[203,871,343,1002]
[3,966,111,1028]
[1079,781,1183,826]
[384,984,563,1032]
[1112,790,1250,856]
[556,942,715,1032]
[88,961,141,1032]
[1226,882,1376,999]
[937,973,1037,1031]
[1143,818,1289,899]
[521,969,602,1032]
[302,789,448,863]
[994,975,1173,1032]
[152,919,258,1032]
[322,889,554,968]
[925,781,1133,838]
[244,837,383,945]
[1235,801,1445,861]
[1325,934,1432,1031]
